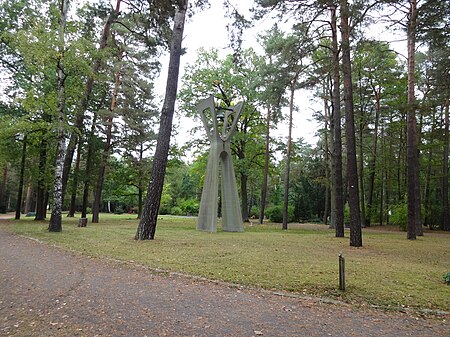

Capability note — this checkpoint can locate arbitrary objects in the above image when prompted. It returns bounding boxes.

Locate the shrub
[266,205,295,223]
[180,198,199,216]
[170,206,184,216]
[249,206,259,219]
[389,203,425,231]
[114,206,124,215]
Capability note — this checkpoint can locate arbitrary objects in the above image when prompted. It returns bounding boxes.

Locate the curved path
[0,220,448,337]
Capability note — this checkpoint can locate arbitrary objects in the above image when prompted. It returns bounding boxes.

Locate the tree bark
[366,91,381,226]
[81,114,98,219]
[323,91,331,225]
[330,5,345,237]
[406,0,419,240]
[0,165,7,213]
[67,140,82,217]
[441,101,449,230]
[135,1,187,240]
[61,0,122,200]
[340,0,362,247]
[35,138,47,220]
[49,0,70,232]
[283,83,295,230]
[15,135,27,220]
[259,104,271,225]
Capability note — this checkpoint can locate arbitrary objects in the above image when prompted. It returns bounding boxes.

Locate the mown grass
[7,214,450,313]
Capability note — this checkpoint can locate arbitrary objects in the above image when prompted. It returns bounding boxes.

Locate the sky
[164,1,409,151]
[164,1,323,150]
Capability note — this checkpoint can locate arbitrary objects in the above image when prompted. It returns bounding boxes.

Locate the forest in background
[0,0,448,243]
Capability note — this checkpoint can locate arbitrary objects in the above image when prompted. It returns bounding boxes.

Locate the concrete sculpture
[196,96,244,232]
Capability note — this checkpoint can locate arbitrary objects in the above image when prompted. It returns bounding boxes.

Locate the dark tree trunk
[35,138,47,220]
[283,83,295,231]
[81,114,98,219]
[0,165,7,213]
[366,92,381,226]
[92,49,122,223]
[406,0,419,240]
[15,136,27,220]
[135,1,187,240]
[61,0,121,200]
[423,117,434,228]
[331,5,345,237]
[68,140,82,217]
[340,0,362,247]
[442,101,449,230]
[323,91,331,225]
[358,109,365,228]
[259,105,271,225]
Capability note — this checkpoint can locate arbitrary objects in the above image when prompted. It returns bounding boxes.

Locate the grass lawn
[7,214,450,313]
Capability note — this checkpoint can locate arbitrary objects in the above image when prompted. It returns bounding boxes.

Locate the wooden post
[339,253,345,291]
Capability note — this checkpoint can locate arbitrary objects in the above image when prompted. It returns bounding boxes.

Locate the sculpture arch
[196,96,244,232]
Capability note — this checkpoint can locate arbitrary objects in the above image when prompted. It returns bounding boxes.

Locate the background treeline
[0,0,448,236]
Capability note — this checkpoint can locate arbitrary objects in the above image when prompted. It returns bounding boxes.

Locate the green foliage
[389,203,425,231]
[179,198,199,216]
[266,204,295,223]
[114,206,124,215]
[249,206,259,219]
[443,272,450,285]
[390,204,408,231]
[170,206,183,216]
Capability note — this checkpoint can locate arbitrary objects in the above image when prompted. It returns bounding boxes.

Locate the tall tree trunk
[331,5,345,237]
[67,140,82,217]
[358,109,365,227]
[423,112,435,228]
[442,101,449,230]
[366,92,381,226]
[283,83,295,230]
[0,165,8,213]
[259,104,271,225]
[24,184,32,214]
[92,48,123,223]
[61,0,122,199]
[406,0,419,240]
[81,114,98,218]
[35,138,47,220]
[49,0,70,232]
[340,0,362,247]
[323,92,331,225]
[135,1,187,240]
[15,136,27,220]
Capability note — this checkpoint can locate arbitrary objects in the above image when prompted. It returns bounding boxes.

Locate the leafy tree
[179,47,267,222]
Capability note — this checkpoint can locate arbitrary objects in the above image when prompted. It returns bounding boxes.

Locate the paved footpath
[0,222,448,337]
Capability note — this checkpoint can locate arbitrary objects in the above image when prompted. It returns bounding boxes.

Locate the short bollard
[78,218,88,227]
[339,253,345,291]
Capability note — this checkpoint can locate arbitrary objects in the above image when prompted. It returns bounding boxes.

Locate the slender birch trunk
[49,0,70,232]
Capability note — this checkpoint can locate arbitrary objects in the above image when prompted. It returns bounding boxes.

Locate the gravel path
[0,220,448,337]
